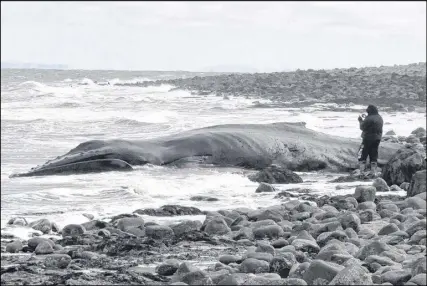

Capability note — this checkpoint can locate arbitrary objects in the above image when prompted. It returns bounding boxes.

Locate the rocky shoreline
[115,63,427,110]
[2,141,426,285]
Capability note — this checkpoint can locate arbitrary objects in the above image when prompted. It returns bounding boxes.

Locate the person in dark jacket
[357,104,383,175]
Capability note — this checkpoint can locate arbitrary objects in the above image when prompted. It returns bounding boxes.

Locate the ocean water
[1,69,426,239]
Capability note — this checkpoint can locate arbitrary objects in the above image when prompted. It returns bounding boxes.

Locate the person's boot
[356,161,366,177]
[370,162,378,177]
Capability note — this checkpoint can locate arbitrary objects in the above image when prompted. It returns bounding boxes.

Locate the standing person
[357,104,384,176]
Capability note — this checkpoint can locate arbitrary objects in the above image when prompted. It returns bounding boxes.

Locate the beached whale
[10,122,401,178]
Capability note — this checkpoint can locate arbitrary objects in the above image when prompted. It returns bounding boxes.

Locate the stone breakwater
[2,168,426,285]
[116,63,427,109]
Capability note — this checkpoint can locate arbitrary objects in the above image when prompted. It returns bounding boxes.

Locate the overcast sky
[1,1,426,72]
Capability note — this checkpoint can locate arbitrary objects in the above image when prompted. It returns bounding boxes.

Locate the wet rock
[28,237,55,251]
[316,231,348,247]
[145,225,174,240]
[357,201,377,210]
[29,218,52,234]
[409,230,427,245]
[81,220,108,231]
[172,220,203,237]
[7,217,28,226]
[256,241,275,255]
[302,260,343,285]
[255,182,276,193]
[219,255,242,265]
[411,256,427,276]
[329,263,373,285]
[358,209,380,224]
[172,262,201,282]
[270,252,297,278]
[357,240,391,260]
[62,224,86,237]
[390,185,404,192]
[272,238,289,248]
[373,178,390,192]
[155,259,181,276]
[292,239,320,254]
[248,165,303,184]
[134,205,203,216]
[115,217,145,232]
[378,223,400,235]
[382,146,426,186]
[233,227,254,241]
[204,216,231,235]
[381,269,412,285]
[253,225,284,239]
[35,241,54,254]
[411,127,426,138]
[190,196,219,202]
[405,197,426,210]
[340,212,361,232]
[354,186,377,203]
[6,240,23,253]
[406,219,426,236]
[240,258,270,274]
[408,170,427,197]
[246,252,274,263]
[409,274,427,286]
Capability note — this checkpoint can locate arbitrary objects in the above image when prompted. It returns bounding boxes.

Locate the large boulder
[382,146,426,186]
[248,165,303,184]
[408,170,426,197]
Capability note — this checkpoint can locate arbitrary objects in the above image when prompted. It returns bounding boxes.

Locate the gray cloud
[1,1,425,71]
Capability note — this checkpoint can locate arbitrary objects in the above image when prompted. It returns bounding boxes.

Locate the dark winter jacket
[359,105,383,141]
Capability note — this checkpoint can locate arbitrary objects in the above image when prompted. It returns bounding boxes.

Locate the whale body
[10,122,401,178]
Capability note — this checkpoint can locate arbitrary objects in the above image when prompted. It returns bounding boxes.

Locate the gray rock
[145,225,174,239]
[248,165,303,184]
[373,178,390,192]
[181,270,210,285]
[380,269,412,285]
[29,218,52,234]
[409,273,427,285]
[357,201,377,210]
[240,258,270,274]
[272,238,289,249]
[233,226,255,241]
[390,185,404,192]
[35,241,54,254]
[292,239,320,254]
[62,224,86,237]
[302,260,343,285]
[378,223,400,235]
[329,263,373,285]
[246,252,274,263]
[7,217,28,226]
[116,217,145,232]
[190,195,219,202]
[256,182,276,193]
[409,230,426,245]
[270,252,297,278]
[6,240,23,253]
[253,225,284,239]
[382,147,426,186]
[28,237,55,250]
[405,197,426,210]
[256,241,275,255]
[204,216,231,235]
[406,219,426,236]
[173,262,201,282]
[359,209,381,224]
[340,212,361,232]
[354,186,376,203]
[411,256,426,276]
[356,240,391,260]
[219,255,242,265]
[156,259,180,276]
[316,231,348,247]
